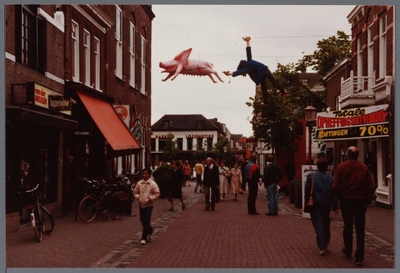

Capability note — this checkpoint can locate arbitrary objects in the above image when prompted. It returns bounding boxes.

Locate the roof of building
[151,114,221,132]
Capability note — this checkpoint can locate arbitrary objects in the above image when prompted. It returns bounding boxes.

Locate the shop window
[15,5,46,73]
[207,138,213,150]
[187,138,193,151]
[177,138,183,150]
[197,138,203,150]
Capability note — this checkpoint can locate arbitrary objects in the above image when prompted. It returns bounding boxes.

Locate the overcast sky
[151,5,355,136]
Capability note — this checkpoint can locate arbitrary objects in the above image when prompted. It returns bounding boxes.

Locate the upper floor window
[115,5,123,79]
[379,15,387,78]
[71,20,80,82]
[83,29,90,86]
[357,36,363,76]
[140,35,146,95]
[94,37,101,91]
[367,24,374,77]
[16,5,45,73]
[130,22,136,88]
[162,121,170,129]
[196,121,204,128]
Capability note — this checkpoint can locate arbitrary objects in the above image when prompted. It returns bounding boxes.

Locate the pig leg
[208,74,217,83]
[162,73,174,82]
[213,71,224,83]
[171,64,183,81]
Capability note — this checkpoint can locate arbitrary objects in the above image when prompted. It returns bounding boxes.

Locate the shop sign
[316,104,389,141]
[155,135,169,139]
[113,105,130,127]
[28,83,72,115]
[186,134,214,138]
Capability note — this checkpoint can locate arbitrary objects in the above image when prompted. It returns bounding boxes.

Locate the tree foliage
[162,133,179,161]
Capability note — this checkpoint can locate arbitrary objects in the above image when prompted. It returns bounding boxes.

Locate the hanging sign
[316,104,389,141]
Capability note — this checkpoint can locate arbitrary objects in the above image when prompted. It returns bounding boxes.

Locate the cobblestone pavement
[91,188,394,269]
[6,184,395,269]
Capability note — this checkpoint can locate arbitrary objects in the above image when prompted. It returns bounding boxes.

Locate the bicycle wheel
[78,195,98,223]
[39,206,55,234]
[32,209,43,242]
[108,193,126,220]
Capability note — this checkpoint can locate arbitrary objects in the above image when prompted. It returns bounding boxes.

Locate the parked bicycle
[77,178,130,223]
[25,183,55,242]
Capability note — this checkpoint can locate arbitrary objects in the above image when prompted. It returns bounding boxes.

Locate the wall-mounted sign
[186,135,214,138]
[27,82,72,115]
[113,105,130,127]
[316,104,389,141]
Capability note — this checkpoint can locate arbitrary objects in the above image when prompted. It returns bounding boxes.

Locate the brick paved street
[6,184,395,269]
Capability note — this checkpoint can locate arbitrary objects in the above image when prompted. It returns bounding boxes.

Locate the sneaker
[318,250,325,255]
[140,240,146,245]
[355,258,363,266]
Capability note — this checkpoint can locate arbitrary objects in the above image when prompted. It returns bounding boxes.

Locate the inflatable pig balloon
[159,48,224,83]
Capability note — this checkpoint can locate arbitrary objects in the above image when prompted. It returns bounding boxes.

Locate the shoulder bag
[303,172,315,213]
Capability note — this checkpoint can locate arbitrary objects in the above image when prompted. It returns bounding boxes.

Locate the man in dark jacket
[203,157,219,211]
[263,155,283,216]
[245,154,261,215]
[332,146,375,266]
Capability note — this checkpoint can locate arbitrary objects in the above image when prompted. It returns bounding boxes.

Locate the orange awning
[77,92,141,154]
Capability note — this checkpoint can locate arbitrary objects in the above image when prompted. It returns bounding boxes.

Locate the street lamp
[304,105,317,164]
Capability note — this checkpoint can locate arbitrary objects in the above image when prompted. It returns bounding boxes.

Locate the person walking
[245,154,261,215]
[263,155,283,216]
[169,161,186,211]
[133,168,160,245]
[203,157,219,211]
[223,36,285,107]
[218,160,230,201]
[332,146,375,266]
[182,160,192,187]
[194,160,204,193]
[304,158,339,255]
[229,162,242,201]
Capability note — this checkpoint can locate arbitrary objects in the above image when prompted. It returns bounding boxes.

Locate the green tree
[163,133,178,161]
[309,30,351,80]
[212,136,233,164]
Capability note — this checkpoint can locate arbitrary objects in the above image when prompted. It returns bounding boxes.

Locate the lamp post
[304,105,317,164]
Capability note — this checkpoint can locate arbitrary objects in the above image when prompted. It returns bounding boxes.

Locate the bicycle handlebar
[25,183,40,193]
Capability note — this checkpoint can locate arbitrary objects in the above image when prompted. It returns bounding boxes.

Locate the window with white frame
[379,15,387,78]
[71,20,79,82]
[140,35,146,95]
[367,24,374,78]
[83,29,90,86]
[357,36,363,76]
[130,22,136,88]
[115,5,123,79]
[94,37,101,91]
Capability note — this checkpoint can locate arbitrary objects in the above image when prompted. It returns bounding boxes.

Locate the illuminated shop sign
[27,82,72,115]
[316,104,389,141]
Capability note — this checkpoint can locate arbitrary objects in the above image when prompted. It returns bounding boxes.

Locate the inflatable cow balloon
[159,48,224,83]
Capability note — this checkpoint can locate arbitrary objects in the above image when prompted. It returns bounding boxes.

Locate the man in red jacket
[332,146,375,266]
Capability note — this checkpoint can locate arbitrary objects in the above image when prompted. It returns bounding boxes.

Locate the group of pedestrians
[133,146,375,267]
[304,146,375,266]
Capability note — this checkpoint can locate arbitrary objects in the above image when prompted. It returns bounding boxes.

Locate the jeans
[340,198,368,260]
[139,206,154,241]
[310,203,332,250]
[267,183,278,215]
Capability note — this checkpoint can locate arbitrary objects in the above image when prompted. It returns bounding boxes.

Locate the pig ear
[174,48,192,62]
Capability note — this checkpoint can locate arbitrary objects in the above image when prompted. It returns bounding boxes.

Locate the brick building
[5,4,154,232]
[321,5,395,207]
